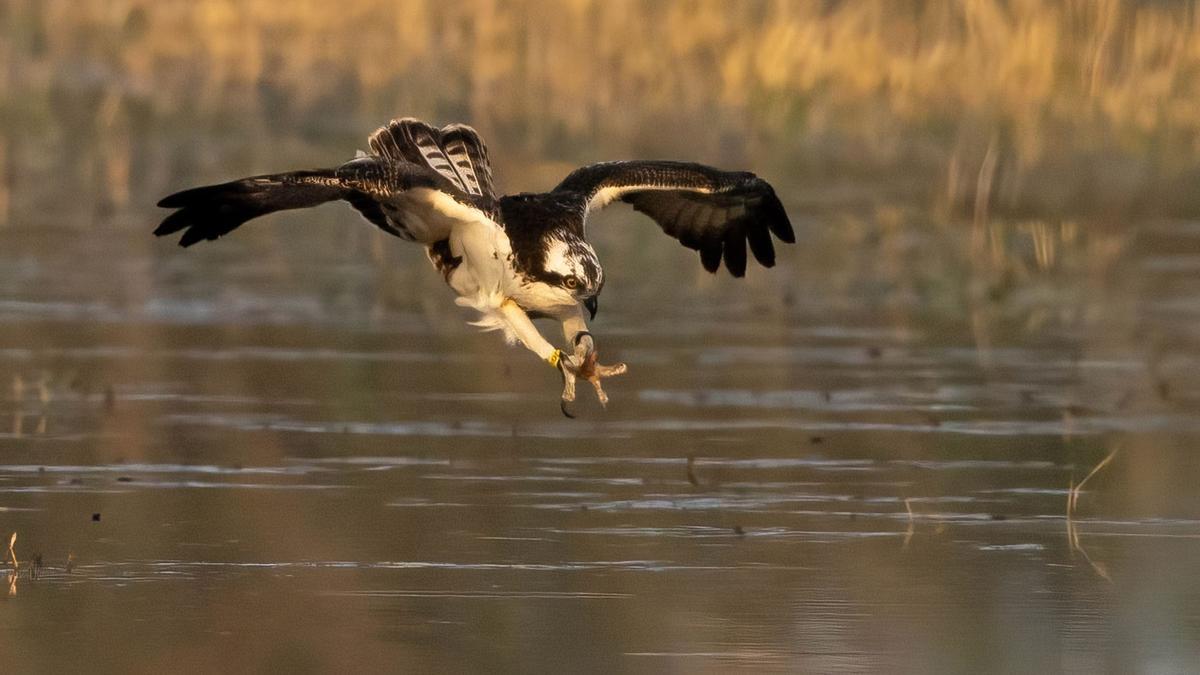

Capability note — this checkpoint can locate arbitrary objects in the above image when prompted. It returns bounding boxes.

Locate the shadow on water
[2,2,1200,671]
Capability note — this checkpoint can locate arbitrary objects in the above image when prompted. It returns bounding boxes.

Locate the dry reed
[3,0,1200,215]
[1066,447,1119,581]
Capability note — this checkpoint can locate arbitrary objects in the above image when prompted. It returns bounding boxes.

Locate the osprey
[155,118,794,415]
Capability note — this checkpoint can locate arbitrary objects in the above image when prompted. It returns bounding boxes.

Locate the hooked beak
[583,296,599,320]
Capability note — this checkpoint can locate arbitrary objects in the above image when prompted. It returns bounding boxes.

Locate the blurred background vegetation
[2,0,1200,227]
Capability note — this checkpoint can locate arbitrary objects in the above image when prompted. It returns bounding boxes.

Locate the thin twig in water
[903,498,915,549]
[1076,538,1112,582]
[1066,448,1119,581]
[5,532,16,596]
[1072,448,1118,510]
[1068,476,1081,538]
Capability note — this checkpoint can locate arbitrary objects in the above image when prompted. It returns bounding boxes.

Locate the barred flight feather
[367,119,496,199]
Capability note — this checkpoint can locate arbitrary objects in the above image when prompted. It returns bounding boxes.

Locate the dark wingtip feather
[746,225,775,267]
[762,192,795,244]
[178,225,211,248]
[155,202,254,248]
[153,209,192,236]
[723,232,747,278]
[156,186,205,208]
[158,184,227,209]
[700,245,722,273]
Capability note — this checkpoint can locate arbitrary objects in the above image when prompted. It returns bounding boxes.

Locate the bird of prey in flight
[155,118,794,416]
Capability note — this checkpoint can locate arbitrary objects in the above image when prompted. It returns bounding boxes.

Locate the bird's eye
[564,276,579,289]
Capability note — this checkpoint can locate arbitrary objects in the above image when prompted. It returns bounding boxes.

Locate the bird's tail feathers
[155,170,348,247]
[440,124,496,198]
[368,118,495,198]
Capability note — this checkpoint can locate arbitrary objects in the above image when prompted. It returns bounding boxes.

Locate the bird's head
[536,236,604,318]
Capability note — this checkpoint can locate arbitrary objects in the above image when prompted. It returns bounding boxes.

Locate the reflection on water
[2,4,1200,673]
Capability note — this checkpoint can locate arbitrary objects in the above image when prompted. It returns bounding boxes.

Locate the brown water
[1,192,1199,672]
[3,4,1200,664]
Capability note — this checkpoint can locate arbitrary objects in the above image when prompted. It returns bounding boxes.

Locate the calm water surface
[1,165,1200,672]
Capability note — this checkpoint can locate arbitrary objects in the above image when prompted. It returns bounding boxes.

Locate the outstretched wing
[368,119,497,199]
[552,161,794,277]
[155,156,480,247]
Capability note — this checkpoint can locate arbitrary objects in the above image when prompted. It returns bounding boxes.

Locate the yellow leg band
[546,349,562,369]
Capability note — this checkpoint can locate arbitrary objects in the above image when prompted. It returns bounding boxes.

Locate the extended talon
[557,346,627,414]
[584,360,627,408]
[559,360,578,418]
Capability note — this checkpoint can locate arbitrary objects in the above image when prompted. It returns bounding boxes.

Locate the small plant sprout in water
[1067,447,1120,582]
[903,498,915,549]
[5,532,16,597]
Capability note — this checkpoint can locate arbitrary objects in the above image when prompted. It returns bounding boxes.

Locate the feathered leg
[495,300,580,417]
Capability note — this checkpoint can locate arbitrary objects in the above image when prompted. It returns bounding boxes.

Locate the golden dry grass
[3,0,1200,215]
